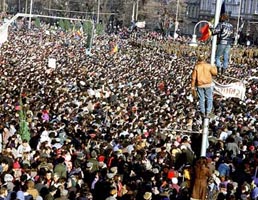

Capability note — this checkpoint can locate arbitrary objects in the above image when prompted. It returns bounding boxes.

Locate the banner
[135,21,146,28]
[213,80,246,100]
[48,58,56,69]
[248,76,258,80]
[0,26,8,45]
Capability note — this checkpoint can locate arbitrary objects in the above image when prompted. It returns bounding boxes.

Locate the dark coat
[191,162,211,200]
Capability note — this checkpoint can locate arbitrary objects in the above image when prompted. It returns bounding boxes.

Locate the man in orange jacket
[191,54,217,118]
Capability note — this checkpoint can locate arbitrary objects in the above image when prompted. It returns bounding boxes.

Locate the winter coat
[191,164,211,200]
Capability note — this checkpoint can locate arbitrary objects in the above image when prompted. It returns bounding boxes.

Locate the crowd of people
[0,15,257,200]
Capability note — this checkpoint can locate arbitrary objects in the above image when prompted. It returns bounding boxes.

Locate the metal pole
[89,20,94,54]
[200,118,209,157]
[210,0,222,65]
[0,133,2,153]
[174,0,179,36]
[135,0,139,21]
[43,7,116,15]
[19,0,21,12]
[193,20,211,35]
[48,0,52,15]
[97,0,100,23]
[200,0,222,157]
[131,0,135,22]
[234,0,242,45]
[25,0,28,13]
[28,0,33,29]
[3,0,5,12]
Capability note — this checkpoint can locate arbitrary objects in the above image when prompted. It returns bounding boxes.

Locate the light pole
[97,0,100,24]
[210,0,222,65]
[131,0,136,22]
[234,0,242,46]
[135,0,139,21]
[19,0,21,12]
[189,0,223,157]
[48,0,52,15]
[3,0,5,12]
[174,0,180,39]
[25,0,28,13]
[28,0,33,29]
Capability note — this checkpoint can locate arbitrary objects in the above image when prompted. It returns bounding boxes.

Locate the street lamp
[189,20,210,47]
[28,0,33,29]
[189,0,223,157]
[131,0,136,22]
[97,0,100,24]
[174,0,180,39]
[19,0,21,12]
[234,0,242,45]
[135,0,139,21]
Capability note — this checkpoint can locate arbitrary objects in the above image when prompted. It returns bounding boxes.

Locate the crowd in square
[0,17,257,200]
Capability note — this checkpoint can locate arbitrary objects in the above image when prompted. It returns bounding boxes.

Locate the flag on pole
[199,23,212,41]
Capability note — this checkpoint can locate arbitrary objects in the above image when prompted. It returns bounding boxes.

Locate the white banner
[48,58,56,69]
[213,80,246,100]
[248,76,258,80]
[0,26,8,44]
[135,21,146,28]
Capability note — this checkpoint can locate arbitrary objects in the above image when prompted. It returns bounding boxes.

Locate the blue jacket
[218,163,230,177]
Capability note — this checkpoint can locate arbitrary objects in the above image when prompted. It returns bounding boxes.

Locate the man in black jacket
[212,13,234,74]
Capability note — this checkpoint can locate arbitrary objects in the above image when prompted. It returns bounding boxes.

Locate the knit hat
[98,155,105,162]
[86,162,93,169]
[13,161,21,169]
[249,146,255,151]
[107,173,115,179]
[110,166,118,174]
[4,174,14,182]
[143,192,152,200]
[110,188,117,195]
[91,150,97,158]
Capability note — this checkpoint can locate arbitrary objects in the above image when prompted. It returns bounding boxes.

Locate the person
[0,186,8,200]
[191,54,218,118]
[191,157,211,200]
[211,13,234,74]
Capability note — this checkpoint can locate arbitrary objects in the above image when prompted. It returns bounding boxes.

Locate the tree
[18,98,30,142]
[34,18,41,28]
[83,21,94,49]
[63,19,71,31]
[58,19,65,30]
[96,23,105,35]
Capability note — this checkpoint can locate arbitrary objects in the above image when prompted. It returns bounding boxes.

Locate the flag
[76,30,83,37]
[220,0,226,17]
[199,24,212,41]
[111,44,118,54]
